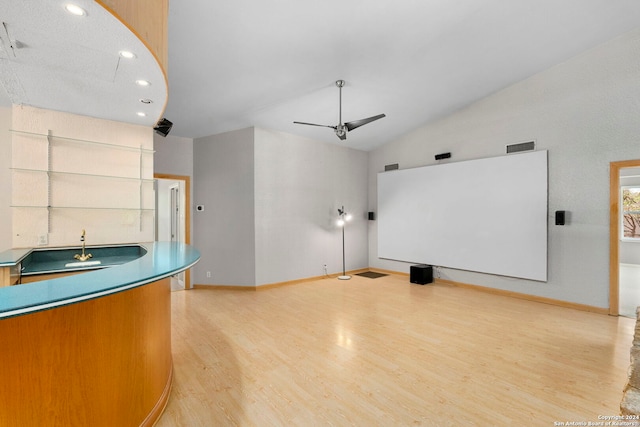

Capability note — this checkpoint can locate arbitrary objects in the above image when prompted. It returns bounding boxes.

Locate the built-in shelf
[11,127,156,239]
[11,167,155,183]
[11,206,155,211]
[10,129,155,153]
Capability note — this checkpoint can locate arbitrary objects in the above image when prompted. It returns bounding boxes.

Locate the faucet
[74,229,93,262]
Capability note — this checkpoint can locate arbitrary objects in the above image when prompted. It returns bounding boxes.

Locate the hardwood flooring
[156,274,634,426]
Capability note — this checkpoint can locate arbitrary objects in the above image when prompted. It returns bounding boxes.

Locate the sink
[21,244,145,275]
[64,260,102,268]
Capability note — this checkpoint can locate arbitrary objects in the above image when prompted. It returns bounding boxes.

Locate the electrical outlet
[37,234,48,246]
[206,271,211,278]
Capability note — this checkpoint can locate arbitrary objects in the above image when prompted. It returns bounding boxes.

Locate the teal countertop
[0,242,200,319]
[20,244,147,275]
[0,248,32,267]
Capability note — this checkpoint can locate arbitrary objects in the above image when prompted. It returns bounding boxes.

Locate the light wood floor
[157,274,635,426]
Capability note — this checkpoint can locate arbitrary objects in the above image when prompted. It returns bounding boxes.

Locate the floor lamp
[337,206,352,280]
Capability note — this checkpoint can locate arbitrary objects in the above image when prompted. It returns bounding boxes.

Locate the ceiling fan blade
[344,114,386,132]
[293,121,336,129]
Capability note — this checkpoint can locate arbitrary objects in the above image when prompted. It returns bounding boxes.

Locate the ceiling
[0,0,166,128]
[1,1,640,151]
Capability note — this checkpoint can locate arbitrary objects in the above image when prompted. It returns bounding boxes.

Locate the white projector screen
[378,150,547,281]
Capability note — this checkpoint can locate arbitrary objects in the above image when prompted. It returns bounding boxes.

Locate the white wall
[155,178,186,242]
[193,128,256,286]
[254,128,368,285]
[0,107,11,252]
[369,28,640,309]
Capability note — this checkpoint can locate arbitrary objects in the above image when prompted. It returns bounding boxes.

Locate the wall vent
[506,141,535,154]
[385,163,399,171]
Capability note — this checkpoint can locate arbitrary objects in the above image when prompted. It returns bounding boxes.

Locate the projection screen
[377,150,547,281]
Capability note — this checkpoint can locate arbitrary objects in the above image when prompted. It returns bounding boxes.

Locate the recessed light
[65,4,87,16]
[137,112,146,117]
[135,80,150,87]
[140,99,153,104]
[119,50,136,59]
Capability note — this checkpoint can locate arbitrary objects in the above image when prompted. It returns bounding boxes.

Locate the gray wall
[193,128,256,286]
[254,128,368,285]
[0,107,10,252]
[189,127,369,287]
[368,28,640,309]
[154,133,194,177]
[153,133,194,246]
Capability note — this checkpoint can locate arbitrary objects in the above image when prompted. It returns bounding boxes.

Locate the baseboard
[356,268,608,315]
[192,269,606,314]
[193,284,257,291]
[193,268,372,291]
[140,363,173,427]
[256,274,328,291]
[434,278,609,315]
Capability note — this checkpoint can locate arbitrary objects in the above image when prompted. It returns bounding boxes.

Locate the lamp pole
[338,206,351,280]
[341,224,346,277]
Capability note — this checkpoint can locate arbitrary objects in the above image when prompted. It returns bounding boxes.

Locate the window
[622,186,640,240]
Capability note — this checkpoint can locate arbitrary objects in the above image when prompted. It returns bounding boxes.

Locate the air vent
[385,163,399,171]
[506,141,535,154]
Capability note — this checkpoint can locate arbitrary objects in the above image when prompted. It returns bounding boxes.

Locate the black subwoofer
[410,264,433,285]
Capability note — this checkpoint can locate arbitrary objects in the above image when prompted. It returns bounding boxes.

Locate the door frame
[609,160,640,315]
[155,173,192,289]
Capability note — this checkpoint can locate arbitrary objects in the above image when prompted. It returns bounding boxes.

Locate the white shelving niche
[11,129,155,248]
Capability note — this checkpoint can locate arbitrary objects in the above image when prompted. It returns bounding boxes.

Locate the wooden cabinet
[0,278,173,426]
[0,267,18,287]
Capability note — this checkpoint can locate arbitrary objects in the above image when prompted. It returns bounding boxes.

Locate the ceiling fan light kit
[294,80,386,141]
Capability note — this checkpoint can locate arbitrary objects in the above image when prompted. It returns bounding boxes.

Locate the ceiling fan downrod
[336,80,345,139]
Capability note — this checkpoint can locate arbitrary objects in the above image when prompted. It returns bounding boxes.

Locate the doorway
[155,174,191,290]
[610,160,640,317]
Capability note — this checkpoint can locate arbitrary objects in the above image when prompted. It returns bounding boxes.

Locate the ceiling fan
[294,80,386,141]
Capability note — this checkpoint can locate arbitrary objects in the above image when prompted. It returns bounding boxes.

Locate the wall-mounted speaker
[154,118,173,137]
[368,212,375,220]
[506,141,535,154]
[435,152,451,161]
[555,210,566,226]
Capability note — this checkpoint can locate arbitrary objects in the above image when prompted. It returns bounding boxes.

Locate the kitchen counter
[0,241,199,318]
[0,241,200,426]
